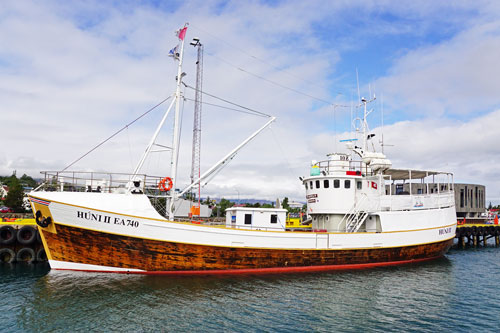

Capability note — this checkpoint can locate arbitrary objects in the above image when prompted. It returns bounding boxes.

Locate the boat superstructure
[28,25,456,274]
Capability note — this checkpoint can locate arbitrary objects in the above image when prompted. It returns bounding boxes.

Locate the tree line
[0,172,38,213]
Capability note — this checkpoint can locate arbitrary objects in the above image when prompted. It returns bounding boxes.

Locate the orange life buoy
[159,177,173,192]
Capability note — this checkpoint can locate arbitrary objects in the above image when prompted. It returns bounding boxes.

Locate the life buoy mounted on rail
[159,177,173,192]
[371,181,378,190]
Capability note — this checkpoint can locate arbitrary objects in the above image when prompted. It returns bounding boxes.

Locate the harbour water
[1,245,499,332]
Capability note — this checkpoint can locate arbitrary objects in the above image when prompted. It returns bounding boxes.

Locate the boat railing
[36,171,168,197]
[380,191,455,211]
[314,159,373,176]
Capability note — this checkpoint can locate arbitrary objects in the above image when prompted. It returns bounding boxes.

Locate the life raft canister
[159,177,173,192]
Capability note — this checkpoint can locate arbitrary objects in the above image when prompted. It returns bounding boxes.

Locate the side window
[316,180,320,189]
[324,180,329,188]
[345,180,351,189]
[310,181,313,189]
[357,181,362,190]
[270,214,277,224]
[334,179,340,188]
[305,183,308,190]
[244,214,252,225]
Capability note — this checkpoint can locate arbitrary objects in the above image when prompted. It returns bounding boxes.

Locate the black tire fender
[36,248,47,262]
[0,248,16,263]
[17,226,37,245]
[0,226,16,245]
[16,247,35,263]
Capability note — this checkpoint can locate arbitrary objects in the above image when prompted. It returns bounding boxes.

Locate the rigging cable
[205,52,334,106]
[184,97,268,118]
[59,96,172,173]
[190,24,332,93]
[184,83,271,118]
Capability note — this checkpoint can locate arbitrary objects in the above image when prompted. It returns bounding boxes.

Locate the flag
[177,26,187,41]
[168,45,179,58]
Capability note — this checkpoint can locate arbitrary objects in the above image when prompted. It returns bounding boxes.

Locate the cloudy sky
[1,1,500,204]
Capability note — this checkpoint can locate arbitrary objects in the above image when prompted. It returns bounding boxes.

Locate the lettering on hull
[76,211,139,228]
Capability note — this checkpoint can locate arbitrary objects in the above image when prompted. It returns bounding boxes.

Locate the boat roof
[384,168,450,180]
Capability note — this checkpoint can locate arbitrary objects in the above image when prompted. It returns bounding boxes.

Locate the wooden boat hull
[40,222,454,274]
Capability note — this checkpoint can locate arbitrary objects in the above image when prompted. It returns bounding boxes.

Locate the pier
[455,223,500,248]
[0,218,47,263]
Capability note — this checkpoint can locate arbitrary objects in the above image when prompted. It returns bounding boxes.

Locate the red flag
[178,27,187,41]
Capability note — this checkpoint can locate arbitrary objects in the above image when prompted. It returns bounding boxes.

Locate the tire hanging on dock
[17,226,37,245]
[36,248,47,262]
[0,225,16,245]
[0,248,15,263]
[16,247,35,263]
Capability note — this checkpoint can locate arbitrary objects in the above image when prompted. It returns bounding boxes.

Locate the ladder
[341,194,369,233]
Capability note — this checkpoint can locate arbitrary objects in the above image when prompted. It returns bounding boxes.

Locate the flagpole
[168,23,188,220]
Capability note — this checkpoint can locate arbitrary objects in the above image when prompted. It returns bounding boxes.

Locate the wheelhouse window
[316,180,320,189]
[324,180,330,188]
[310,181,313,189]
[334,179,340,188]
[356,181,362,190]
[345,180,351,189]
[244,214,252,225]
[305,183,308,190]
[270,214,277,224]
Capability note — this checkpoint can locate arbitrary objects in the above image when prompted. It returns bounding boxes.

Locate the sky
[1,0,500,205]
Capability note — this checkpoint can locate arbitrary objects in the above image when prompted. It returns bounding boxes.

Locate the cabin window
[310,181,313,189]
[305,183,308,190]
[316,180,320,189]
[417,188,422,194]
[270,214,277,224]
[324,180,330,188]
[345,180,351,189]
[357,181,362,190]
[334,179,340,188]
[244,214,252,225]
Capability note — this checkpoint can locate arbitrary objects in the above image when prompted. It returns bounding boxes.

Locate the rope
[59,96,172,173]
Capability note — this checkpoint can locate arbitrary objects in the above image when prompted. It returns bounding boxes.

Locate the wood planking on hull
[41,223,453,273]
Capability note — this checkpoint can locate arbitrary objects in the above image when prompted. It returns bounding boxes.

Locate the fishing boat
[28,26,456,275]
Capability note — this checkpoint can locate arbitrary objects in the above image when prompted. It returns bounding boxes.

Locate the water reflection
[13,259,455,332]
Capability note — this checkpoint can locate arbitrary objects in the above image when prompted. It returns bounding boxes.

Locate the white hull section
[34,192,456,250]
[49,260,146,272]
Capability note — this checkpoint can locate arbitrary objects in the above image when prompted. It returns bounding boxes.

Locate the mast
[168,23,189,220]
[190,38,203,214]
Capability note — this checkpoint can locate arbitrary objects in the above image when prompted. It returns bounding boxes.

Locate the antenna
[356,68,361,103]
[381,94,384,154]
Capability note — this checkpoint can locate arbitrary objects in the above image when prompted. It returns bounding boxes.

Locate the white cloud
[1,0,500,205]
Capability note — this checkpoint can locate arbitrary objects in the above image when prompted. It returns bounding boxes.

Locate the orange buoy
[158,177,173,192]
